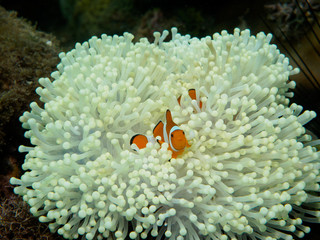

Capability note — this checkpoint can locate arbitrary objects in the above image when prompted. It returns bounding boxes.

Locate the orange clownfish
[177,88,202,110]
[130,109,190,158]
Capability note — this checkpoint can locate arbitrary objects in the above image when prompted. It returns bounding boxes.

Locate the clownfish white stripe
[169,126,182,152]
[163,122,169,145]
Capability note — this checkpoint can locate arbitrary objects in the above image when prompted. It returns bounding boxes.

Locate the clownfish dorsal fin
[153,120,164,143]
[166,109,177,127]
[177,95,182,105]
[166,109,173,122]
[165,109,177,132]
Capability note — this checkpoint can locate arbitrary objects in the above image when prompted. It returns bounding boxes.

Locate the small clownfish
[130,109,190,158]
[177,88,203,110]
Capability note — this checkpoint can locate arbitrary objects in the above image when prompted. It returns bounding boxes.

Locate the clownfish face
[171,129,187,150]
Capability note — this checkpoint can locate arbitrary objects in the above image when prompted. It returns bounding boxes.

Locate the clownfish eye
[171,133,174,137]
[182,131,185,135]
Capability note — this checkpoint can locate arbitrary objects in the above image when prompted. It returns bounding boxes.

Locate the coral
[0,193,64,240]
[0,6,61,170]
[0,7,62,238]
[263,0,320,138]
[10,28,320,240]
[265,0,320,40]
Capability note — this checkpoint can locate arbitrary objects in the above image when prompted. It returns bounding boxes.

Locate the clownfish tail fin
[130,134,148,151]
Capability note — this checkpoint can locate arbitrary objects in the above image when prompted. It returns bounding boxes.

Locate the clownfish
[130,109,190,158]
[130,89,202,158]
[177,88,203,110]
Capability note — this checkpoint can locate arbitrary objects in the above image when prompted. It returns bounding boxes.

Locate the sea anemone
[10,28,320,240]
